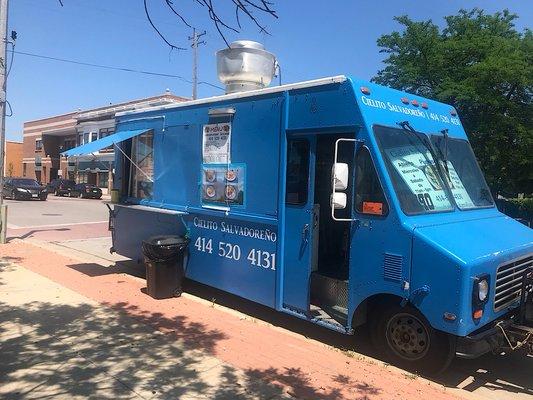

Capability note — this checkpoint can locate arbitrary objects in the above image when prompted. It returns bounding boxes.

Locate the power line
[8,49,224,90]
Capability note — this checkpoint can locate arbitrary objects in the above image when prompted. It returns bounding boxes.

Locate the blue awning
[61,129,149,157]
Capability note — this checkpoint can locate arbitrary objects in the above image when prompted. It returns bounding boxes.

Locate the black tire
[370,304,455,375]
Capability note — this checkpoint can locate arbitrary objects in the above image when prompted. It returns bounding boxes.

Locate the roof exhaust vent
[216,40,277,94]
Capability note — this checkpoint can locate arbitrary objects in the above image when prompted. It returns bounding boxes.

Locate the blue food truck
[64,72,533,373]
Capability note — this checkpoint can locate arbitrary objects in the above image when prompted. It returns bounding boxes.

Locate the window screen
[285,139,310,205]
[129,131,154,200]
[355,146,388,216]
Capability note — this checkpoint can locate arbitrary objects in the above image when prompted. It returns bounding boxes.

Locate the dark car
[2,177,48,200]
[75,183,103,199]
[47,179,81,197]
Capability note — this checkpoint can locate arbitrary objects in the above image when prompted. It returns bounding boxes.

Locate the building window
[99,127,115,151]
[285,139,310,205]
[129,131,154,199]
[23,163,27,177]
[63,138,76,150]
[78,172,88,183]
[35,139,43,151]
[91,132,98,142]
[78,133,84,146]
[98,172,109,188]
[83,132,89,145]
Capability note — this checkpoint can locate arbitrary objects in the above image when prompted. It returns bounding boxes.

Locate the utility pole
[188,28,206,100]
[0,0,9,244]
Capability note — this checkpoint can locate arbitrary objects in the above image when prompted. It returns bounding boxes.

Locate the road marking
[8,221,108,230]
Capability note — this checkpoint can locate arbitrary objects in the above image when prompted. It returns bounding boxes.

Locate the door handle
[301,223,310,243]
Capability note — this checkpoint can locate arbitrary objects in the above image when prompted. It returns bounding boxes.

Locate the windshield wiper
[438,128,451,180]
[397,121,437,166]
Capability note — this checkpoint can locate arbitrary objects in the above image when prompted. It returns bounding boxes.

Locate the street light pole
[0,0,9,244]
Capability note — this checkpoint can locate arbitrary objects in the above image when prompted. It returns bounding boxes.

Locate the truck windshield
[374,125,453,215]
[430,135,494,209]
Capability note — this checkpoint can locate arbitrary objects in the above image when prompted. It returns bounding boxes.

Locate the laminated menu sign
[385,146,451,211]
[443,161,475,209]
[203,123,231,164]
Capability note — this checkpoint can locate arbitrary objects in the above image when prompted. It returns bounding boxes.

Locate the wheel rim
[386,312,430,361]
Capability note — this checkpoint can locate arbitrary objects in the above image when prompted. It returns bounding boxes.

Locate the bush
[496,198,533,227]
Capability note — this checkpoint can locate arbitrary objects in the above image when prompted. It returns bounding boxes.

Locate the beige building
[4,140,23,177]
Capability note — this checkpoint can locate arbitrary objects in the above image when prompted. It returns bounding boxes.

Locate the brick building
[22,92,187,189]
[4,140,23,177]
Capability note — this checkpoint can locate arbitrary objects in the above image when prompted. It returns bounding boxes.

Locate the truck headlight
[478,279,489,302]
[472,274,490,320]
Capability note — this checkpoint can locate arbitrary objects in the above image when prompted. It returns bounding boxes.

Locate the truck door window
[129,131,154,200]
[285,139,310,205]
[354,146,388,216]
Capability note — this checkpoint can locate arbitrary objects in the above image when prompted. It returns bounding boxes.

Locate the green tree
[373,9,532,196]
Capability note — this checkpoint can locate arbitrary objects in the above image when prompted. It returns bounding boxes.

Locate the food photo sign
[201,164,246,208]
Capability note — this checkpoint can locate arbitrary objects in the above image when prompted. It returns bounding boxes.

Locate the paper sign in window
[202,123,231,164]
[363,201,383,215]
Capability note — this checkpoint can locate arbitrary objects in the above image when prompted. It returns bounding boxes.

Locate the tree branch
[143,0,186,51]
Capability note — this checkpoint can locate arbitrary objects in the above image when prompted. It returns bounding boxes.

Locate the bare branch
[143,0,186,51]
[165,0,192,28]
[60,0,278,51]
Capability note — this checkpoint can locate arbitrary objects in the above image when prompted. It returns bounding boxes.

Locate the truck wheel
[371,304,455,375]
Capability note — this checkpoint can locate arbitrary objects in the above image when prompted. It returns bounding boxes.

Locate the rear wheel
[371,304,455,375]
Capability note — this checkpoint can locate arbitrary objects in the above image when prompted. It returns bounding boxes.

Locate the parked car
[75,183,103,199]
[2,177,48,200]
[46,179,81,197]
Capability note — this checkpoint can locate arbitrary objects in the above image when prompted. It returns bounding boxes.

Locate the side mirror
[330,192,347,209]
[332,163,349,190]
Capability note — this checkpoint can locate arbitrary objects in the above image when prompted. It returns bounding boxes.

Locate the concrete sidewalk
[0,261,285,399]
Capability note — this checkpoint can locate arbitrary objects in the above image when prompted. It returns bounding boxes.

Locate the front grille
[494,255,532,311]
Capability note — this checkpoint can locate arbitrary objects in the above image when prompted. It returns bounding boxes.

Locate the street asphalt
[1,196,532,400]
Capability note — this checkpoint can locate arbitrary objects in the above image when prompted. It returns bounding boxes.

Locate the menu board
[385,146,451,211]
[201,164,245,207]
[443,161,475,209]
[202,123,231,164]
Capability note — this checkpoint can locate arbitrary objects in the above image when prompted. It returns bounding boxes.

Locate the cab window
[354,146,388,216]
[285,139,310,205]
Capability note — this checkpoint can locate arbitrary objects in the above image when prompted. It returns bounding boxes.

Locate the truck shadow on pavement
[0,294,379,399]
[62,260,533,398]
[184,279,533,398]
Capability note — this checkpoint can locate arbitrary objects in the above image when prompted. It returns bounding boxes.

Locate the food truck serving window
[285,139,310,205]
[129,130,154,200]
[374,125,453,215]
[430,135,494,209]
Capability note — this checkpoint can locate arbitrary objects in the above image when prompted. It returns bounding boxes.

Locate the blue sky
[5,0,531,140]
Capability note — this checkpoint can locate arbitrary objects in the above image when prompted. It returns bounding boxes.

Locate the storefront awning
[61,129,149,157]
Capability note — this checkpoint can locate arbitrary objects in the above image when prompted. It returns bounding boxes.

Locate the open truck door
[282,137,317,313]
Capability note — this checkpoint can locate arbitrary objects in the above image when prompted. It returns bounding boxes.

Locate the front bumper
[457,267,533,359]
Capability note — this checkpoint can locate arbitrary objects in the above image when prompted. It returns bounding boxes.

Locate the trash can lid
[146,235,188,247]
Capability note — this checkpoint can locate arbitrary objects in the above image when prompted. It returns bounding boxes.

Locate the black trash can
[142,235,189,299]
